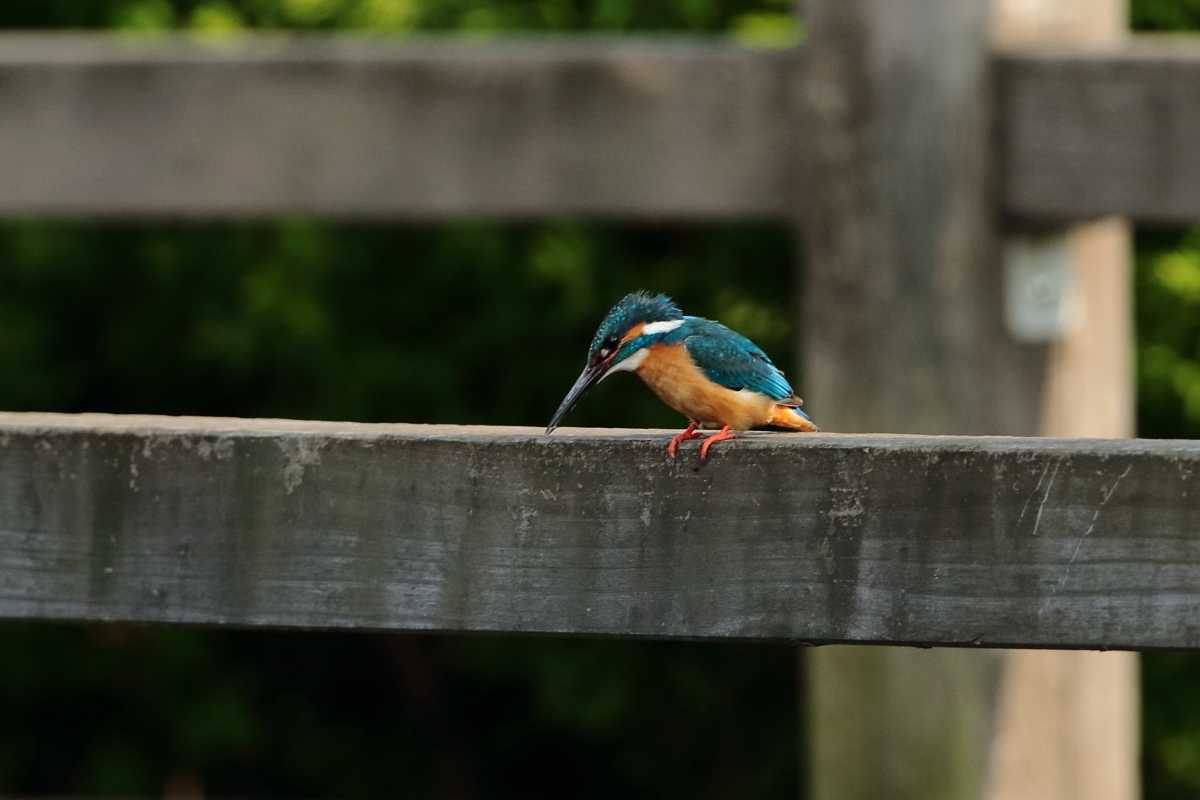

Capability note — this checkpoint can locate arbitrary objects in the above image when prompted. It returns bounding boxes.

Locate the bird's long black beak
[545,361,608,434]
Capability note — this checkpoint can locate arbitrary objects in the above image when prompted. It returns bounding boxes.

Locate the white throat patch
[641,319,685,336]
[603,346,649,378]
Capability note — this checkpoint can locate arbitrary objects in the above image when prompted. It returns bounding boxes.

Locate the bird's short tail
[768,405,819,432]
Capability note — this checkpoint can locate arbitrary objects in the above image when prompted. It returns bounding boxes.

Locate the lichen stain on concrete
[1177,459,1195,488]
[279,436,325,494]
[826,500,864,519]
[197,436,235,461]
[855,450,878,477]
[514,504,538,544]
[819,455,870,587]
[128,450,139,492]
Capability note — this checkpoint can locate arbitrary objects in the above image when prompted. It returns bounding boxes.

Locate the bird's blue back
[658,317,798,403]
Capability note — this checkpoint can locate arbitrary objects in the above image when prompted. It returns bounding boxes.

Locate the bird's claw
[698,426,737,462]
[667,423,736,462]
[667,422,703,458]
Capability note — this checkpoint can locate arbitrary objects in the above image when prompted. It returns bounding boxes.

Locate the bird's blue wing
[679,319,797,402]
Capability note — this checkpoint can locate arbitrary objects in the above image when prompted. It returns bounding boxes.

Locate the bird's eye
[596,336,619,360]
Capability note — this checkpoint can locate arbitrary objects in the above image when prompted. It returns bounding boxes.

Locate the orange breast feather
[634,344,775,430]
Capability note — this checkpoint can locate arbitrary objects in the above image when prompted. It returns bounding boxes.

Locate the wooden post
[798,0,1137,798]
[798,0,1040,797]
[798,0,1045,439]
[986,3,1139,799]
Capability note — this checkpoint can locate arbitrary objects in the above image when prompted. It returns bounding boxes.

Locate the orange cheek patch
[620,322,646,345]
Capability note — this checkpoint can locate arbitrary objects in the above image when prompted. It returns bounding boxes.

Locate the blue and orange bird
[545,292,818,461]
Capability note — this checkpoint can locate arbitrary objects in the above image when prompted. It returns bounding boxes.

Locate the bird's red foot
[699,425,737,462]
[667,422,703,458]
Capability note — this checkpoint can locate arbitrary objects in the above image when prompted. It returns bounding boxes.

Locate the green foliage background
[1135,9,1200,784]
[0,1,1198,798]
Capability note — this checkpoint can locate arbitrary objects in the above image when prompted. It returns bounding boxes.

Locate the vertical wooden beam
[797,0,1138,796]
[985,649,1139,800]
[1035,218,1135,439]
[810,647,1004,800]
[798,0,1045,438]
[986,4,1139,800]
[796,0,1042,797]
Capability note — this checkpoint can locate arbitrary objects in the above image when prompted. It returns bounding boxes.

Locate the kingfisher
[545,292,818,461]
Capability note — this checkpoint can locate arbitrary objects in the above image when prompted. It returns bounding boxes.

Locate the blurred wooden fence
[0,34,1197,223]
[0,0,1196,797]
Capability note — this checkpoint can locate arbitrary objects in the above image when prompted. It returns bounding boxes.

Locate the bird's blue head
[546,292,684,434]
[588,292,683,364]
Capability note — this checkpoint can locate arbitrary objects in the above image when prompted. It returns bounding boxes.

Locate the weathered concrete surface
[0,413,1198,649]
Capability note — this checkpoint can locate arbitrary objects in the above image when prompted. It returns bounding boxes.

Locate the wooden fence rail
[2,412,1198,651]
[1000,40,1200,224]
[2,34,1200,223]
[0,35,794,219]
